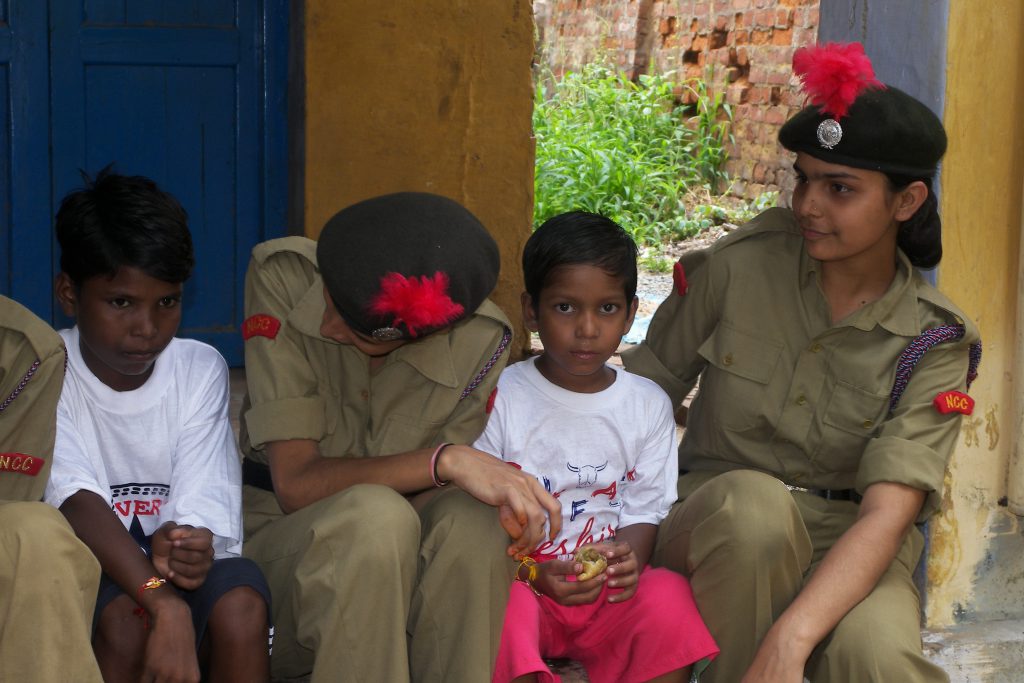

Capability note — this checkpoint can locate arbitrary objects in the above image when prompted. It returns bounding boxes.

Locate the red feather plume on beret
[368,272,465,338]
[792,42,883,119]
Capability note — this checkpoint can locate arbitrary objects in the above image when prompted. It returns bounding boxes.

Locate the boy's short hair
[55,166,194,286]
[523,211,638,304]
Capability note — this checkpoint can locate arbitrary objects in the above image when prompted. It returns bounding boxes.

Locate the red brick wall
[534,0,820,199]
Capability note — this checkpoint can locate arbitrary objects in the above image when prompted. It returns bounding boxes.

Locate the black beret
[779,85,947,177]
[316,192,500,340]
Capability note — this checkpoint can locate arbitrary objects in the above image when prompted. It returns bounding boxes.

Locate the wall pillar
[300,0,536,352]
[1012,175,1024,515]
[928,0,1024,627]
[819,0,1024,627]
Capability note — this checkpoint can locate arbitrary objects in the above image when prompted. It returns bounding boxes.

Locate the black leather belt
[678,470,862,504]
[788,485,862,504]
[242,458,275,492]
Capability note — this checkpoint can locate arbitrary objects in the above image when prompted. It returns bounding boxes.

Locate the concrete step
[924,619,1024,683]
[548,621,1024,682]
[549,659,588,681]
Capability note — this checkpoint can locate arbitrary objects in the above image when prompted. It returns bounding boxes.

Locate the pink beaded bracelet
[430,443,452,487]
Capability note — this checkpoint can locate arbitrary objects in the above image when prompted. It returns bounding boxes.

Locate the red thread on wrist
[133,576,167,629]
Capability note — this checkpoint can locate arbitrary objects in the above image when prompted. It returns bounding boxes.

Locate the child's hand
[600,540,640,603]
[532,558,606,606]
[151,522,215,590]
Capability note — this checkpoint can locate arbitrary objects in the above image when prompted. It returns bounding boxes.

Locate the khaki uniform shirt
[240,237,512,464]
[0,296,65,501]
[622,208,979,519]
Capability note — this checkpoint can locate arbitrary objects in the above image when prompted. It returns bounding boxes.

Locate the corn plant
[533,63,733,245]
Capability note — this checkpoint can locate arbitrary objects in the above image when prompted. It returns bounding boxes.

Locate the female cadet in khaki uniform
[623,43,978,683]
[0,295,103,682]
[238,192,561,682]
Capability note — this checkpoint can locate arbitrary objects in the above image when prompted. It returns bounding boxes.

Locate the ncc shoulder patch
[0,453,44,476]
[486,387,498,414]
[673,261,688,296]
[242,314,281,341]
[933,390,974,416]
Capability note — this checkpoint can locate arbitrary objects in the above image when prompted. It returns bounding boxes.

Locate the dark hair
[887,173,941,269]
[523,211,638,305]
[55,165,194,286]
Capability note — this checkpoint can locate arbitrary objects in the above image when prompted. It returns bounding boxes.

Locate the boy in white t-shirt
[474,212,718,683]
[44,168,271,683]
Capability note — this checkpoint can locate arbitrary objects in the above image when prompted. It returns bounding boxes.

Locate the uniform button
[796,395,807,405]
[360,390,369,401]
[810,343,823,353]
[722,353,733,366]
[862,419,874,429]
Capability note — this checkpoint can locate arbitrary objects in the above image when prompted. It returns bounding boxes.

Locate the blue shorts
[94,556,272,649]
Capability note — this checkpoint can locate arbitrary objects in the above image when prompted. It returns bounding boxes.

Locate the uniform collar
[287,275,474,389]
[870,250,922,336]
[801,247,922,336]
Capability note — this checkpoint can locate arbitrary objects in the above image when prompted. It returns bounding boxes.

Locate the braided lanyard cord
[889,324,982,412]
[0,360,40,413]
[460,327,512,401]
[0,344,68,414]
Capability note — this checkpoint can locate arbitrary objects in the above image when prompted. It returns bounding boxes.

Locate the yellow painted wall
[301,0,535,351]
[927,0,1024,627]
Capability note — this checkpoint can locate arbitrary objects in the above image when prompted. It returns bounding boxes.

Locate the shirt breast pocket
[378,413,446,456]
[818,380,888,470]
[698,323,783,432]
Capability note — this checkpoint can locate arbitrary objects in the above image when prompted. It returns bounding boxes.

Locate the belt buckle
[786,484,827,498]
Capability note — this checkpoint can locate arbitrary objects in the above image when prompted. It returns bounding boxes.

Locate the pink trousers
[492,566,718,683]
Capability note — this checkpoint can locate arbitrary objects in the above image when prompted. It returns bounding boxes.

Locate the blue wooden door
[0,1,52,318]
[1,0,287,367]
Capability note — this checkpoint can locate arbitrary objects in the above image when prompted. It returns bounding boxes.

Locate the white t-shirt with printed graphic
[473,356,677,558]
[45,326,243,558]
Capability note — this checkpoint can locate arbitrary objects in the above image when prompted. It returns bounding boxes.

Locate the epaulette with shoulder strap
[889,324,981,412]
[459,326,512,400]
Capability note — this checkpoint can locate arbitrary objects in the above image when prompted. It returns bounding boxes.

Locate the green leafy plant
[730,191,779,223]
[639,246,673,273]
[533,62,733,245]
[679,78,734,189]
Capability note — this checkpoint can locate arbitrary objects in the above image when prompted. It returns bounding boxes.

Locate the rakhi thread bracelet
[516,556,542,597]
[133,576,167,629]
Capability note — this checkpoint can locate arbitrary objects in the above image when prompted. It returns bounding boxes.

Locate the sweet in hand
[574,545,608,581]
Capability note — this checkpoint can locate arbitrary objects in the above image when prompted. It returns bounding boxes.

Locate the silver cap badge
[816,119,843,149]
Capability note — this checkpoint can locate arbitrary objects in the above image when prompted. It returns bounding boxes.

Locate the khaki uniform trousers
[0,502,102,683]
[653,470,949,683]
[244,484,514,683]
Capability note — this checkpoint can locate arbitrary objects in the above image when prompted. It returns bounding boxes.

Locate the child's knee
[209,586,269,639]
[633,568,698,628]
[97,593,144,630]
[95,594,147,658]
